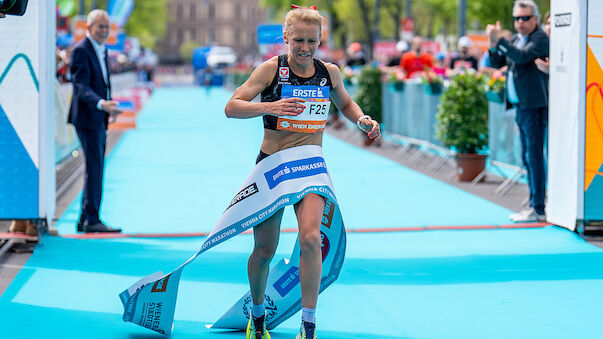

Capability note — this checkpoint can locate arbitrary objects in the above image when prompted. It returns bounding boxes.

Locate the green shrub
[436,73,488,153]
[354,67,383,122]
[233,71,251,87]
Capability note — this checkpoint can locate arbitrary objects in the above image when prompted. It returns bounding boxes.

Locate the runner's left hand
[359,117,381,140]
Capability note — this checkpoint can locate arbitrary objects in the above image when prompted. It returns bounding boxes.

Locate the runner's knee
[252,242,277,264]
[299,230,321,255]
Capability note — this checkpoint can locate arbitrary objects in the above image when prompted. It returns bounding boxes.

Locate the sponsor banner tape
[120,145,345,334]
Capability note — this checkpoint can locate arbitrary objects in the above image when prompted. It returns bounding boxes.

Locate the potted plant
[422,71,444,95]
[386,71,405,91]
[485,71,506,103]
[436,72,489,181]
[342,67,356,87]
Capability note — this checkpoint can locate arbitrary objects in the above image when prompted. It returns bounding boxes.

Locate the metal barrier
[381,81,441,145]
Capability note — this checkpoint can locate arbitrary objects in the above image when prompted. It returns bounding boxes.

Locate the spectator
[479,30,512,74]
[346,42,366,67]
[68,10,123,233]
[387,40,409,67]
[432,52,448,77]
[9,220,37,236]
[399,36,434,79]
[450,36,478,71]
[487,0,549,222]
[535,12,551,74]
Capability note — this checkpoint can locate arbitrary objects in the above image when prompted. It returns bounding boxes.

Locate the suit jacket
[68,37,111,130]
[489,27,549,110]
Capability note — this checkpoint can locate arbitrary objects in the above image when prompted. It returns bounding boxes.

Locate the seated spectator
[399,36,434,79]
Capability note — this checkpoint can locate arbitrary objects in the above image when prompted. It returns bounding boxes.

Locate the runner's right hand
[265,98,306,117]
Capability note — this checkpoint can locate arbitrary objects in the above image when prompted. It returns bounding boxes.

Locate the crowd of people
[332,0,550,223]
[55,34,158,84]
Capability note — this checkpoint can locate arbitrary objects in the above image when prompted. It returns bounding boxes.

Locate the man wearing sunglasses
[486,0,549,223]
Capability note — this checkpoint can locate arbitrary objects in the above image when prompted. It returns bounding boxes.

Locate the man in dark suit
[487,0,549,222]
[68,9,122,233]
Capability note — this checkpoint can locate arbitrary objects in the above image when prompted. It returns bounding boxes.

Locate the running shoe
[246,314,270,339]
[296,321,317,339]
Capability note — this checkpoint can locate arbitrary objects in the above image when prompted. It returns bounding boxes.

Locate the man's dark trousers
[76,127,106,226]
[515,106,547,215]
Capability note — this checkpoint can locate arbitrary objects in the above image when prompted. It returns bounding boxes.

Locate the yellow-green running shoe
[295,321,317,339]
[246,314,270,339]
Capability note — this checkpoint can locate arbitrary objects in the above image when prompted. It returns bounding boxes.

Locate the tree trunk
[356,0,373,60]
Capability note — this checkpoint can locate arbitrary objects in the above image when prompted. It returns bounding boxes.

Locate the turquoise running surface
[54,87,512,235]
[2,227,603,338]
[5,87,603,338]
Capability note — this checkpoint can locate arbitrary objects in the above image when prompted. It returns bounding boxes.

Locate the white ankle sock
[302,307,316,324]
[252,302,265,318]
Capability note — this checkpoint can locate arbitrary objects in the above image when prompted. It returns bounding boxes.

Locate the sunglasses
[513,15,533,22]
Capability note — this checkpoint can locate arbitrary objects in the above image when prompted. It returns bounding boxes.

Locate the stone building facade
[157,0,266,63]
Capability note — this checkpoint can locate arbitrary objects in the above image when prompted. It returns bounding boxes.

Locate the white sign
[0,1,55,221]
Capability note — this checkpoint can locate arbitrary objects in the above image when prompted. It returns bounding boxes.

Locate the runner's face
[286,22,321,66]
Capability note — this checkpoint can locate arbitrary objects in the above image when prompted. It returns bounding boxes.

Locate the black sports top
[261,55,333,133]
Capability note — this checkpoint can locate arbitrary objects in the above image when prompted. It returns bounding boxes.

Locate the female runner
[224,6,380,339]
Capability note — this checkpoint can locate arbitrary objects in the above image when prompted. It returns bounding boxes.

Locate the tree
[469,0,550,32]
[124,0,169,49]
[179,41,198,64]
[70,0,168,49]
[260,0,552,56]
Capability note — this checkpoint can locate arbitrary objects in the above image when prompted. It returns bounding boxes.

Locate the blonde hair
[283,8,323,37]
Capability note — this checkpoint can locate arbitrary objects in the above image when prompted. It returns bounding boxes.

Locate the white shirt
[86,33,110,110]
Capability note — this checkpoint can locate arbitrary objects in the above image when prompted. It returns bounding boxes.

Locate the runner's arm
[326,63,381,140]
[225,58,306,119]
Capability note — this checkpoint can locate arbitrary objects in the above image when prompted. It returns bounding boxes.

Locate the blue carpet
[6,87,601,338]
[54,87,512,235]
[2,227,603,338]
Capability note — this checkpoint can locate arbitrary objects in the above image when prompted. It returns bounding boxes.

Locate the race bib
[277,85,331,133]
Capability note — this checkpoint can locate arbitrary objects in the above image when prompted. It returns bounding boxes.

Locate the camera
[0,0,28,16]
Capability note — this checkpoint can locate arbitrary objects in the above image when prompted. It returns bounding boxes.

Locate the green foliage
[124,0,169,49]
[469,0,550,31]
[260,0,550,42]
[436,73,488,153]
[179,41,198,64]
[68,0,169,49]
[354,67,383,122]
[233,71,252,88]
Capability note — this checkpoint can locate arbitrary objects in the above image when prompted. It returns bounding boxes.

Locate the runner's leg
[294,193,325,309]
[248,208,284,305]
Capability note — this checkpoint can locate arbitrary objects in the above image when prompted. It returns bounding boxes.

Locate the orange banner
[276,118,326,133]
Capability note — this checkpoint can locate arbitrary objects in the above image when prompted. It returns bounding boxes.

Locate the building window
[191,29,196,41]
[235,3,241,20]
[209,3,215,18]
[177,3,183,19]
[198,29,204,44]
[209,28,216,43]
[235,28,241,45]
[177,28,183,44]
[190,4,196,20]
